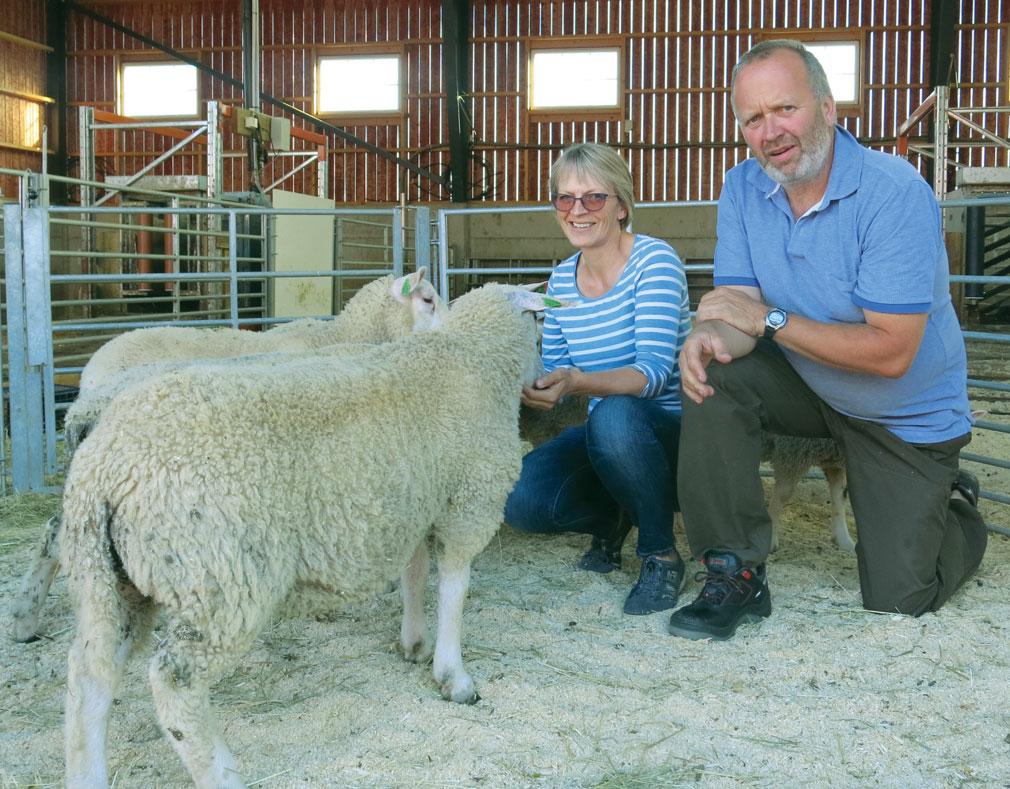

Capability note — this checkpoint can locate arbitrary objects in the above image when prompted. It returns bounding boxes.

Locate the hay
[1,430,1008,787]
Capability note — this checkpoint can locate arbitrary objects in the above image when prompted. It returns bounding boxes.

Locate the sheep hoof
[439,674,478,705]
[11,628,42,644]
[10,610,43,643]
[400,637,432,664]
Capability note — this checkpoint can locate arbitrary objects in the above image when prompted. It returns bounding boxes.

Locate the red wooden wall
[2,1,1006,205]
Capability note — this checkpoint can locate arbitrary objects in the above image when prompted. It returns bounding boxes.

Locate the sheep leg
[400,539,432,663]
[768,469,801,553]
[65,578,149,787]
[10,513,61,643]
[432,554,477,704]
[148,621,246,789]
[824,465,855,552]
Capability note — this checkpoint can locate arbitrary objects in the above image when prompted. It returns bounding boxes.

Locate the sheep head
[390,267,447,333]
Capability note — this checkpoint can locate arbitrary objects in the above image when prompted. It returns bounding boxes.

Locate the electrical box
[234,107,273,145]
[269,116,292,151]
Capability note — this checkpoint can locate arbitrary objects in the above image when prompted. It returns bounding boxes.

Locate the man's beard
[761,117,834,186]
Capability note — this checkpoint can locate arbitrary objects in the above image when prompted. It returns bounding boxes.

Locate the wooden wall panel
[47,0,1010,205]
[0,0,48,200]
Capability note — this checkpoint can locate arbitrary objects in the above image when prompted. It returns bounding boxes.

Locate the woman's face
[553,169,627,252]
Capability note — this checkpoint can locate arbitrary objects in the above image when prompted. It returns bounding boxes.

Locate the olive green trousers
[678,340,988,615]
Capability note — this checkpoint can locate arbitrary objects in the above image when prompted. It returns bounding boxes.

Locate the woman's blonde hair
[549,142,635,229]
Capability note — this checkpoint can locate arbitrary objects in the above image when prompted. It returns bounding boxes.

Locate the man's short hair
[731,39,833,120]
[549,142,635,230]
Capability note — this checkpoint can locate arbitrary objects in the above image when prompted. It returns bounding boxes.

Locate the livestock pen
[3,0,1009,783]
[1,169,1009,786]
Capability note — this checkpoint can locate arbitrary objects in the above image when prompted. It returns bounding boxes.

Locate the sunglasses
[550,193,612,212]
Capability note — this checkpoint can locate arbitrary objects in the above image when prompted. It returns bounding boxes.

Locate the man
[667,39,988,641]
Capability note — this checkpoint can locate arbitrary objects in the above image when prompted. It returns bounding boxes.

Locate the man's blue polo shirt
[714,125,971,444]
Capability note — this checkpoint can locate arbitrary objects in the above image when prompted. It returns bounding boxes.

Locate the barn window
[529,47,622,112]
[804,41,861,105]
[119,62,199,118]
[317,54,401,115]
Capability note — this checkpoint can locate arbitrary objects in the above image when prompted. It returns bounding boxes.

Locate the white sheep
[9,270,444,645]
[67,268,444,451]
[764,434,853,553]
[518,397,853,558]
[61,283,557,788]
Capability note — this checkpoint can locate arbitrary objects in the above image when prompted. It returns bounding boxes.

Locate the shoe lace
[694,570,749,604]
[638,557,673,591]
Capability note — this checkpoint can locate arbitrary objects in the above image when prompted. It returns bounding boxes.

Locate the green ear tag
[544,297,562,307]
[401,279,412,296]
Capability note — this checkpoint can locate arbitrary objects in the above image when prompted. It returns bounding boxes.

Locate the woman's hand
[521,368,577,411]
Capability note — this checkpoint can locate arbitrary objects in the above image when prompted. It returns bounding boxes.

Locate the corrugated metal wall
[38,0,1010,204]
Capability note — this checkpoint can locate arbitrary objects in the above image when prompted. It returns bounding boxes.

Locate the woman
[504,142,692,616]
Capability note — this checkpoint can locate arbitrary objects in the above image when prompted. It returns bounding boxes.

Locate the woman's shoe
[623,553,685,615]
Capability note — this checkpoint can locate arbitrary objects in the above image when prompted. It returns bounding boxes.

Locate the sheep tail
[65,497,140,612]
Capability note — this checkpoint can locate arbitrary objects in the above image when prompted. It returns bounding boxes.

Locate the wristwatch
[762,307,789,340]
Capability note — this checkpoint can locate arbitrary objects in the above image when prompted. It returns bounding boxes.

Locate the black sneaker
[667,551,771,640]
[952,469,980,508]
[623,553,685,615]
[579,511,633,573]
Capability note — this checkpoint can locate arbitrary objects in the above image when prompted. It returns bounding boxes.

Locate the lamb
[9,269,444,644]
[66,267,444,452]
[763,434,853,553]
[61,283,558,788]
[518,395,853,557]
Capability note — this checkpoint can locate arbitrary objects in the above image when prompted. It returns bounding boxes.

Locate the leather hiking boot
[952,469,980,508]
[623,552,685,615]
[579,511,633,573]
[667,551,771,640]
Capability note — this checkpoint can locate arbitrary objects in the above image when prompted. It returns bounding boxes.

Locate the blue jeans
[504,395,681,557]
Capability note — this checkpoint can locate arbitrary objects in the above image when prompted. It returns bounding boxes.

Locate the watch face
[767,309,787,329]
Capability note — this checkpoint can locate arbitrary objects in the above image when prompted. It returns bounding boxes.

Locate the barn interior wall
[55,0,1008,208]
[447,204,716,268]
[2,2,1005,208]
[0,0,48,200]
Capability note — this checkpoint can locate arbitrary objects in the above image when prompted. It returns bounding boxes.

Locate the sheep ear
[520,281,549,293]
[391,268,427,303]
[509,290,569,313]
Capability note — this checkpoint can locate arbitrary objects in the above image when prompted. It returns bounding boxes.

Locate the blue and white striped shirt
[542,234,691,414]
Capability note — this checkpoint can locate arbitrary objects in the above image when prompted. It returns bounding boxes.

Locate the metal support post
[4,203,51,492]
[933,86,949,207]
[392,208,404,277]
[207,101,222,200]
[437,209,450,302]
[965,204,985,302]
[414,206,431,275]
[228,211,240,328]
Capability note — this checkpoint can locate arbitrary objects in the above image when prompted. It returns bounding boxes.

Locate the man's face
[733,50,837,187]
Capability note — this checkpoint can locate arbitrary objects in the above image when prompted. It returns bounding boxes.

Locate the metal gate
[2,170,433,492]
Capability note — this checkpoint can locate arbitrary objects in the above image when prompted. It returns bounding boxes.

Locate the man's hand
[695,287,767,338]
[679,324,735,404]
[521,367,576,411]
